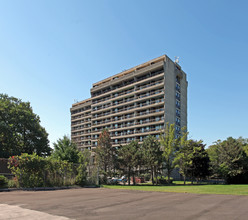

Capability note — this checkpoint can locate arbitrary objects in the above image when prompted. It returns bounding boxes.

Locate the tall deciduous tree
[159,123,180,182]
[142,135,162,185]
[95,129,115,182]
[76,149,91,186]
[118,141,140,185]
[207,141,222,179]
[188,140,210,183]
[0,93,51,158]
[52,135,79,163]
[175,131,192,185]
[209,137,248,183]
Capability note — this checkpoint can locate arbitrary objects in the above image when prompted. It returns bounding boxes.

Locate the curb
[0,186,77,192]
[0,185,100,192]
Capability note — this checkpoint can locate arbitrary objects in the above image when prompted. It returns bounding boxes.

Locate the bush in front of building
[154,176,173,184]
[0,175,8,188]
[8,153,77,188]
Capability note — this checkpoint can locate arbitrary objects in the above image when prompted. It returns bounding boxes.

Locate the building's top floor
[71,54,187,111]
[91,55,166,89]
[90,55,186,94]
[71,98,92,111]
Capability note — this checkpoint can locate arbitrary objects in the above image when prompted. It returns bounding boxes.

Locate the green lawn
[103,184,248,195]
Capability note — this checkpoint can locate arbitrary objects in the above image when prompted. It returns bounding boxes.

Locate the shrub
[8,178,19,188]
[8,153,76,188]
[154,176,173,184]
[44,158,75,187]
[140,173,151,181]
[0,175,8,188]
[75,150,90,186]
[8,153,46,188]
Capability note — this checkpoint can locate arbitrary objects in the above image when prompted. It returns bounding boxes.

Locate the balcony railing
[91,73,164,105]
[92,99,164,120]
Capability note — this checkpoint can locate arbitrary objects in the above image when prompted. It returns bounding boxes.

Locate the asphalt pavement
[0,188,248,220]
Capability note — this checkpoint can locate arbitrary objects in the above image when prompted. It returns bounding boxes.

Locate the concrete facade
[71,55,187,150]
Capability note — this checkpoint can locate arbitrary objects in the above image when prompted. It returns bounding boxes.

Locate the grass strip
[103,184,248,195]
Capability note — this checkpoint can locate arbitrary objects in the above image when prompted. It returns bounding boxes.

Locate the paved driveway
[0,188,248,220]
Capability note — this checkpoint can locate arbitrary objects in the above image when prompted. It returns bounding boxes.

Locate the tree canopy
[142,135,162,185]
[208,137,248,183]
[117,140,141,185]
[51,135,79,163]
[160,123,180,181]
[94,129,116,182]
[0,93,51,158]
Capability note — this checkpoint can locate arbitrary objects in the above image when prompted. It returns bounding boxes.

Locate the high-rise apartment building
[71,55,187,150]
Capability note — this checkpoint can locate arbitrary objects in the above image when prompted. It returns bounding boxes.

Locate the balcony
[91,72,164,105]
[91,119,164,138]
[91,108,164,130]
[91,99,164,122]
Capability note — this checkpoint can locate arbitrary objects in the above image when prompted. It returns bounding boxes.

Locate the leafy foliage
[208,137,248,183]
[153,176,173,184]
[142,135,162,185]
[76,149,91,186]
[0,175,8,188]
[95,129,116,182]
[160,123,180,181]
[0,93,51,158]
[188,140,210,182]
[117,141,141,185]
[174,131,192,184]
[52,135,79,163]
[8,153,76,187]
[8,153,46,187]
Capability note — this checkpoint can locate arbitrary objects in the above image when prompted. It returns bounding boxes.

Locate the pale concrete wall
[164,57,176,125]
[180,70,188,129]
[164,56,188,130]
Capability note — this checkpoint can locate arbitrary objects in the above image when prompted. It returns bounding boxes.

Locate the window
[176,83,180,91]
[176,109,180,117]
[176,92,180,100]
[176,100,180,109]
[176,117,180,126]
[176,76,181,84]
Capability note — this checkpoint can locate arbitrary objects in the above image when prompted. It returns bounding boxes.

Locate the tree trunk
[151,167,154,185]
[155,166,158,185]
[133,172,136,185]
[184,175,186,185]
[128,167,131,186]
[167,169,171,183]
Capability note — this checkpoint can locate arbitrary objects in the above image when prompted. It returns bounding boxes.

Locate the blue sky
[0,0,247,147]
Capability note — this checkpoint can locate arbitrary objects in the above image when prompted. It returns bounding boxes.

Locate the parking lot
[0,188,248,219]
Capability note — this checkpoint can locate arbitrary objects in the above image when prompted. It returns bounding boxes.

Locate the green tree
[237,137,248,157]
[0,93,51,158]
[207,141,222,179]
[51,135,79,163]
[95,129,115,182]
[159,123,180,182]
[142,135,162,185]
[174,131,192,185]
[118,141,140,185]
[8,153,75,187]
[209,137,248,183]
[188,140,210,183]
[76,149,91,186]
